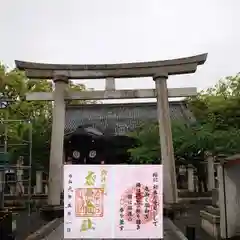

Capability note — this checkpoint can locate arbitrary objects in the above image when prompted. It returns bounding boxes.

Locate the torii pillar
[48,74,68,206]
[154,73,177,203]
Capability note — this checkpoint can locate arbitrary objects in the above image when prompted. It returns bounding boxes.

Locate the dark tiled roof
[65,101,195,136]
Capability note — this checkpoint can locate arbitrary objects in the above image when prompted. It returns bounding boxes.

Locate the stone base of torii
[15,54,207,217]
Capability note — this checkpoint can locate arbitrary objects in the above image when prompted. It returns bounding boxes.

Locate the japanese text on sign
[65,173,73,233]
[64,165,163,239]
[152,172,159,226]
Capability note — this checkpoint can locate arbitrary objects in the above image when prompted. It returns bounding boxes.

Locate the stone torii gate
[15,53,207,208]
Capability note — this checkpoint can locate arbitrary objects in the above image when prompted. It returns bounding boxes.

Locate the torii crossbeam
[25,88,197,101]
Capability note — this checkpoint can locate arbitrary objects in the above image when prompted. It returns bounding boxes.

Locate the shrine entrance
[64,125,137,165]
[15,53,208,208]
[63,101,194,165]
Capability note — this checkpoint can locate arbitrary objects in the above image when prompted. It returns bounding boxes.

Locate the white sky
[1,0,239,102]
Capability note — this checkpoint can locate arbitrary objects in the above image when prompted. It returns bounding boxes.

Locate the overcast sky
[1,0,239,96]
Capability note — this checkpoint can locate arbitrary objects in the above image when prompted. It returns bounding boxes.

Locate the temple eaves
[15,53,207,79]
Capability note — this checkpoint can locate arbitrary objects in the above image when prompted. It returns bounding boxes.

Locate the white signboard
[64,164,163,239]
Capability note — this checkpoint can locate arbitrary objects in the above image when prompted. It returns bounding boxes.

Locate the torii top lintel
[15,53,207,80]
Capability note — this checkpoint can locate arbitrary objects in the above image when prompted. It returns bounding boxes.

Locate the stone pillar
[187,165,195,192]
[16,159,24,195]
[217,164,227,238]
[194,175,199,192]
[36,170,43,194]
[45,184,48,194]
[9,185,15,195]
[217,161,240,238]
[48,74,68,206]
[154,74,177,204]
[206,152,215,191]
[215,163,220,190]
[0,171,4,191]
[0,170,4,209]
[61,151,65,192]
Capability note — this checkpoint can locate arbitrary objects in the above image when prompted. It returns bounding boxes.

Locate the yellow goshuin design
[80,218,95,231]
[80,169,107,232]
[101,169,108,194]
[85,171,96,186]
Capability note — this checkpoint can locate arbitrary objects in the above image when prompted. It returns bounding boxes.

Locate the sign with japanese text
[64,164,163,239]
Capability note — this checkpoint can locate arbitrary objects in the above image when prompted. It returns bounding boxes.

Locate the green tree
[0,64,53,172]
[0,63,90,171]
[128,74,240,164]
[128,121,240,165]
[188,73,240,129]
[127,122,160,164]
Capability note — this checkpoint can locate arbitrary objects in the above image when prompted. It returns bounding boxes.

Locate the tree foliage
[0,63,90,171]
[128,74,240,165]
[188,73,240,129]
[127,122,160,164]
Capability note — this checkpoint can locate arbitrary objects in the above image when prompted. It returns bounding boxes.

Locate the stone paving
[16,211,50,240]
[174,203,214,240]
[41,218,182,240]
